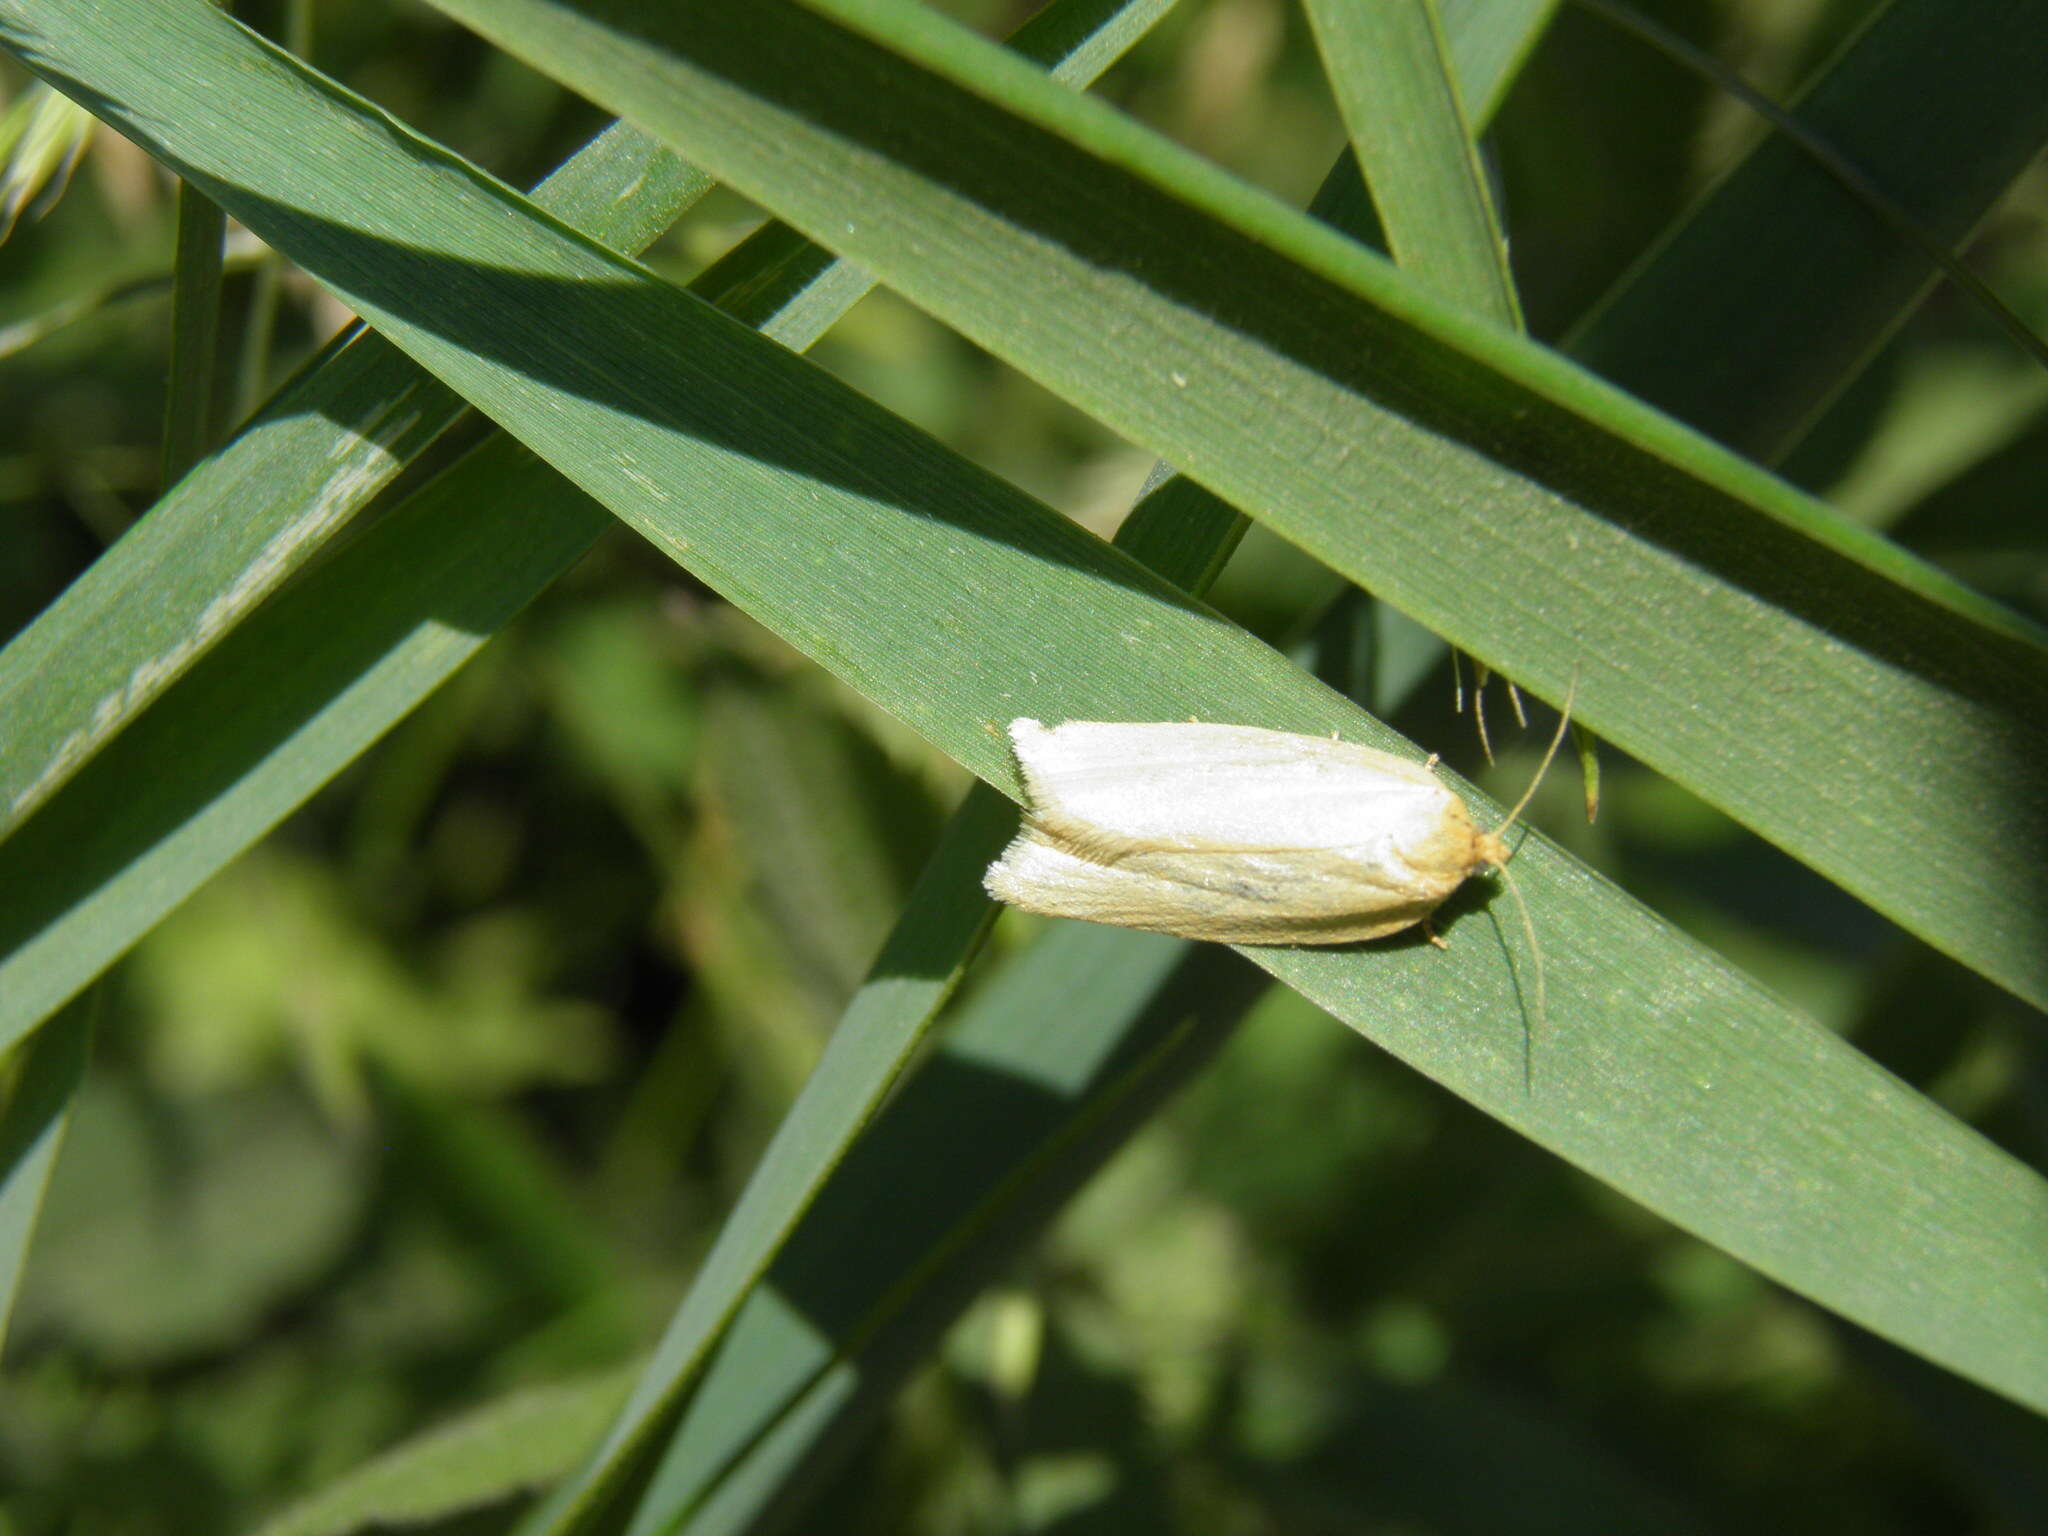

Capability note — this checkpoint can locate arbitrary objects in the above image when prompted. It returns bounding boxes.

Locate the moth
[983,693,1570,947]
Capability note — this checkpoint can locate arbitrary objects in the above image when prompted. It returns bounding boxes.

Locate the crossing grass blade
[536,8,1555,1524]
[0,995,91,1349]
[0,121,710,839]
[1565,0,2048,461]
[412,0,2048,1012]
[0,0,1179,1055]
[4,0,2048,1429]
[159,180,226,485]
[1303,0,1522,325]
[639,928,1263,1536]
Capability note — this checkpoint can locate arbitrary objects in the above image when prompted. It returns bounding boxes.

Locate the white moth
[983,697,1569,947]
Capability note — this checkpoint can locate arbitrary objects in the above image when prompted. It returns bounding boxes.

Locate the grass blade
[0,0,1178,1075]
[4,0,2047,1418]
[1567,0,2048,460]
[1304,0,1522,325]
[547,6,1553,1521]
[249,1365,643,1536]
[649,928,1262,1536]
[0,121,710,837]
[160,179,225,484]
[411,0,2048,1009]
[0,994,91,1349]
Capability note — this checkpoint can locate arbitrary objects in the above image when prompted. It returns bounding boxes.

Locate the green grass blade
[1303,0,1521,325]
[1571,0,2048,382]
[5,0,2048,1418]
[545,6,1554,1517]
[534,355,1277,1536]
[0,0,1173,840]
[160,179,225,484]
[233,0,316,419]
[1005,0,1177,82]
[0,993,91,1349]
[0,81,93,242]
[0,435,610,1053]
[1442,0,1558,123]
[647,928,1262,1536]
[0,0,1177,1072]
[519,789,1018,1536]
[409,0,2048,1009]
[1567,0,2048,461]
[248,1365,643,1536]
[0,121,710,838]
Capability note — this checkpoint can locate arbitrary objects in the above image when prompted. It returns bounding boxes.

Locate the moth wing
[984,822,1447,945]
[1007,718,1455,861]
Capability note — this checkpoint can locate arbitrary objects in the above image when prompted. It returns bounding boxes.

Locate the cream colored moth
[982,691,1571,947]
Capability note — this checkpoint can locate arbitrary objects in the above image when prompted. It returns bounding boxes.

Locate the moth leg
[1423,918,1449,951]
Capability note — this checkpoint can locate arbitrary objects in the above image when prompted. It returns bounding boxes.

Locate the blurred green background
[3,0,2047,1531]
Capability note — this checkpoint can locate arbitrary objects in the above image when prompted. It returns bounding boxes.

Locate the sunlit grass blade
[1442,0,1557,122]
[545,7,1552,1518]
[0,80,92,241]
[411,0,2048,1010]
[5,0,2048,1419]
[0,122,710,838]
[1304,0,1522,325]
[0,0,1181,1076]
[519,789,1019,1536]
[634,928,1262,1536]
[0,0,1177,840]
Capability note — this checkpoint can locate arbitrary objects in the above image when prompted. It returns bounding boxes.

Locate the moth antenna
[1490,668,1579,842]
[1508,680,1527,729]
[1495,861,1546,1091]
[1451,649,1467,714]
[1474,682,1495,764]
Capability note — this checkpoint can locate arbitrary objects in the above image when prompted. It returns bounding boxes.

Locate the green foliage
[1,1,2046,1533]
